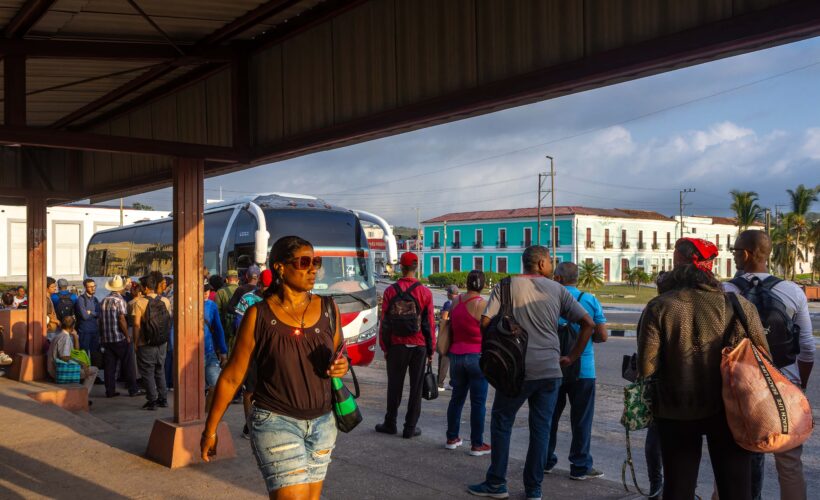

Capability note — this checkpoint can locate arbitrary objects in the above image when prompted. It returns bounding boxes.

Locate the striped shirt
[100,292,128,343]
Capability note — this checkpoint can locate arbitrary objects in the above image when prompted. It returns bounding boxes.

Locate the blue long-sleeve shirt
[204,299,228,356]
[75,293,100,335]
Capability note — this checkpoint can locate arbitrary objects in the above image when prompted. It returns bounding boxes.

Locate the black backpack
[384,282,422,337]
[557,292,585,382]
[56,293,75,320]
[480,277,528,397]
[729,275,800,368]
[141,296,171,346]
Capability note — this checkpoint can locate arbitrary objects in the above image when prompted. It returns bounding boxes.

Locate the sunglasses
[728,246,748,253]
[288,256,322,270]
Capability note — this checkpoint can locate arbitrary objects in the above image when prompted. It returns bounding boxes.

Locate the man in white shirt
[723,230,813,500]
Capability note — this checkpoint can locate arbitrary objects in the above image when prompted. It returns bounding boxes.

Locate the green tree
[785,184,820,279]
[578,261,604,289]
[131,202,154,210]
[729,190,763,230]
[771,214,799,279]
[626,267,649,294]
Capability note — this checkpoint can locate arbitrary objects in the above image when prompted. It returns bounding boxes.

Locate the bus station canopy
[1,0,819,206]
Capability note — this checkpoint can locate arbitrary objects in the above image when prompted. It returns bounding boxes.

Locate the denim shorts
[249,405,338,492]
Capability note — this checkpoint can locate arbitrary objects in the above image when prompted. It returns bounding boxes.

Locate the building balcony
[585,241,595,249]
[638,242,646,250]
[452,242,461,249]
[474,242,483,249]
[666,243,674,250]
[604,241,613,249]
[498,241,507,249]
[651,243,660,250]
[621,242,630,250]
[431,243,440,249]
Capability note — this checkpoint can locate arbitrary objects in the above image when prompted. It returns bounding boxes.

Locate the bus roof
[91,193,352,236]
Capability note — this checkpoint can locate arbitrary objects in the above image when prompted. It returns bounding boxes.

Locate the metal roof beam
[0,125,241,162]
[3,0,55,39]
[0,38,231,61]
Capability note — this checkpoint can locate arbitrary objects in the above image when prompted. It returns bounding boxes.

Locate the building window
[8,221,27,276]
[715,234,720,250]
[497,257,508,274]
[666,232,672,250]
[691,227,697,234]
[453,230,461,249]
[604,229,612,249]
[498,228,507,248]
[638,230,645,250]
[431,256,440,274]
[652,231,659,250]
[523,227,532,247]
[585,228,594,249]
[432,231,440,249]
[474,256,484,271]
[726,234,731,249]
[474,229,483,249]
[452,256,461,272]
[553,226,560,246]
[621,229,629,249]
[604,258,611,281]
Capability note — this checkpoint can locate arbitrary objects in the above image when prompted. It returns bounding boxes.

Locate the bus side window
[203,209,233,276]
[156,221,173,276]
[226,209,256,275]
[129,223,164,277]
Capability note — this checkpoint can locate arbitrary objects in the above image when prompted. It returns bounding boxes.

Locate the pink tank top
[448,295,483,355]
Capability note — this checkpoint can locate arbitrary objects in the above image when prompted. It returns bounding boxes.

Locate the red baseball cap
[260,269,273,287]
[400,252,418,267]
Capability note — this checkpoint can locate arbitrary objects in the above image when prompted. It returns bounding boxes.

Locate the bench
[27,382,89,412]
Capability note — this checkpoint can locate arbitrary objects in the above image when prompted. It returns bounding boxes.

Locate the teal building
[421,208,574,276]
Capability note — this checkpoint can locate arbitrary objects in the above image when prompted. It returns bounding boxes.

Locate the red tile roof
[422,206,673,223]
[693,215,764,227]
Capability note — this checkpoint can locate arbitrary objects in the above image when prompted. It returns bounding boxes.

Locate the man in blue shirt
[51,278,78,321]
[546,262,608,481]
[204,286,228,389]
[75,279,101,355]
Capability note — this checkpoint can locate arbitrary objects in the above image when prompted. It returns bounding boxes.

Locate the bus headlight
[351,325,377,344]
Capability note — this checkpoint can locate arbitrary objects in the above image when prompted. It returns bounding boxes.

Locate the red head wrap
[675,238,718,272]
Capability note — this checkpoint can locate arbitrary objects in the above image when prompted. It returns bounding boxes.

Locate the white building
[1,204,167,282]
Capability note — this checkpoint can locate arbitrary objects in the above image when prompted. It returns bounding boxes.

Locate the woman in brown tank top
[202,236,348,500]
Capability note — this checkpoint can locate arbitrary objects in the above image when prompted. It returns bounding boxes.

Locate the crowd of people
[2,229,812,500]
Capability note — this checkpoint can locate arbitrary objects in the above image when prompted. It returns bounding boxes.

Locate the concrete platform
[0,365,640,499]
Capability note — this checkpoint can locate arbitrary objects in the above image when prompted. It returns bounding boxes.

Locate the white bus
[84,193,397,366]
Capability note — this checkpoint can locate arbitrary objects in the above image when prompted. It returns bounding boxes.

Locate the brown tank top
[252,295,335,420]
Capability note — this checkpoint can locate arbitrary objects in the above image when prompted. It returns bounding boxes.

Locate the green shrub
[427,271,511,289]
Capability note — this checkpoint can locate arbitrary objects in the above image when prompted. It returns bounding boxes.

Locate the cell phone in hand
[331,339,347,365]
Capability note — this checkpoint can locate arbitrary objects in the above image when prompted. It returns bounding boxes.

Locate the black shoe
[129,389,146,397]
[375,423,397,435]
[403,427,421,439]
[143,400,157,411]
[242,424,250,440]
[156,398,168,408]
[648,480,663,500]
[106,391,121,398]
[94,377,104,385]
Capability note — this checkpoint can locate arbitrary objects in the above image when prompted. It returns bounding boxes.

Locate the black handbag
[422,359,438,400]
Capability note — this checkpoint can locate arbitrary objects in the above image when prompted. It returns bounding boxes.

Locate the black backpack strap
[500,277,512,316]
[725,292,750,347]
[324,295,337,337]
[759,275,783,291]
[729,276,752,294]
[404,282,422,295]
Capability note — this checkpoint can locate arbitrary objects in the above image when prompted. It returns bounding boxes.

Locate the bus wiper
[339,292,372,308]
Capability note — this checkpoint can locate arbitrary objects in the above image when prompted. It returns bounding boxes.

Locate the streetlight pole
[547,156,556,269]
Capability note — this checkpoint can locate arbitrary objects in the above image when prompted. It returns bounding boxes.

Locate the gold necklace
[275,294,312,336]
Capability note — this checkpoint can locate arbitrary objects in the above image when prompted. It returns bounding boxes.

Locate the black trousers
[384,344,426,430]
[102,341,138,397]
[656,412,752,500]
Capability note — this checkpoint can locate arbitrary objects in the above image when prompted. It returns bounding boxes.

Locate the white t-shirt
[722,273,814,385]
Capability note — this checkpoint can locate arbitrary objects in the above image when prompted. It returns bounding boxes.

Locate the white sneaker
[438,385,447,391]
[0,352,12,366]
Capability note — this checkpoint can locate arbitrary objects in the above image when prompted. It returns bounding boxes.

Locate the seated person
[0,325,11,368]
[47,315,99,400]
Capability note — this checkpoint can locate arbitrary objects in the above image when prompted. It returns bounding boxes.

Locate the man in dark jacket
[75,279,101,355]
[376,252,436,439]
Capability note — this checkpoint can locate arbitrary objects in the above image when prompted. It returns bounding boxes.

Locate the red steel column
[172,157,205,422]
[146,157,234,468]
[18,195,47,380]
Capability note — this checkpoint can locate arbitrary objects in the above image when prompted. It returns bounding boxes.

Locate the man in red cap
[376,251,436,439]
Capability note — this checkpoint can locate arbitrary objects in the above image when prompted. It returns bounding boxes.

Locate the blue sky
[125,37,820,227]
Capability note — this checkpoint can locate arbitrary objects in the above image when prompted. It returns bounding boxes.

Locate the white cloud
[801,127,820,159]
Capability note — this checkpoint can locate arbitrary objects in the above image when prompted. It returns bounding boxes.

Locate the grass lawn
[578,284,657,305]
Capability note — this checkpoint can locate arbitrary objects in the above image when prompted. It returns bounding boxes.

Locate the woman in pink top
[443,270,490,456]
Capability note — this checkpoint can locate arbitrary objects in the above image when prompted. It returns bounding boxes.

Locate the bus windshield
[312,255,374,295]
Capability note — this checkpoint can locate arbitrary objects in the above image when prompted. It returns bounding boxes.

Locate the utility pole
[679,188,695,238]
[537,173,545,245]
[119,198,124,226]
[764,208,771,236]
[548,156,556,270]
[416,207,421,279]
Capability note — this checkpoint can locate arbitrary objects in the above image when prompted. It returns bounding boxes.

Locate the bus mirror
[254,229,269,267]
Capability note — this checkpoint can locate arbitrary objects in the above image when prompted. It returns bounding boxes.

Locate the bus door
[224,209,257,275]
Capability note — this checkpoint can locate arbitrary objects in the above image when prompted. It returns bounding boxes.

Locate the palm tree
[771,215,799,278]
[626,267,649,294]
[785,184,820,279]
[578,261,604,289]
[729,190,763,230]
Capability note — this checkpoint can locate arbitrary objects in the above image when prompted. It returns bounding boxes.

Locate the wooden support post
[146,158,234,468]
[16,195,47,381]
